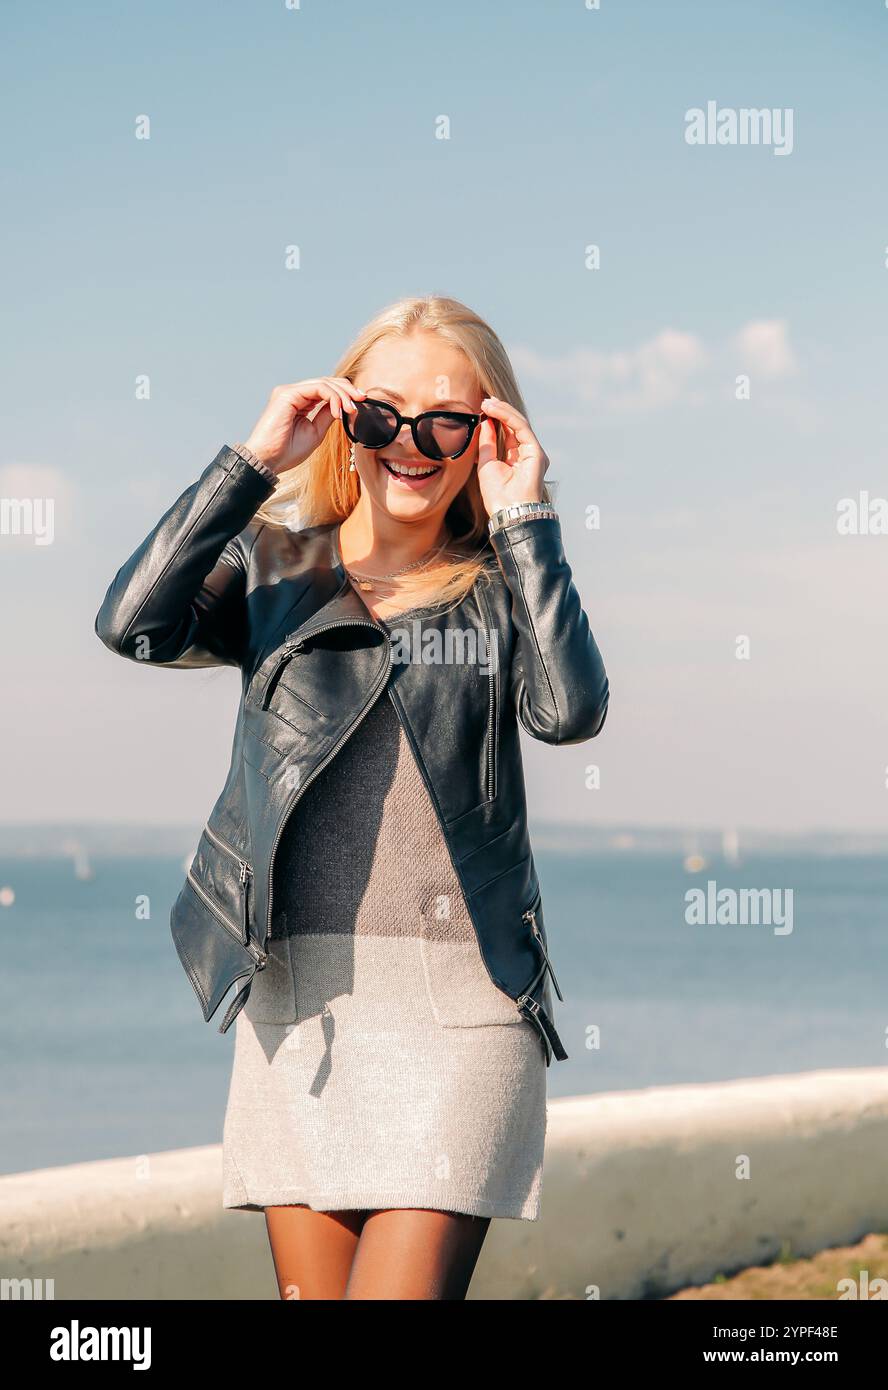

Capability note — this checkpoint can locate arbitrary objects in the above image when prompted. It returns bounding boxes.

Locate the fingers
[272,378,365,421]
[314,379,357,421]
[481,395,549,479]
[476,416,499,469]
[480,395,538,446]
[327,377,366,417]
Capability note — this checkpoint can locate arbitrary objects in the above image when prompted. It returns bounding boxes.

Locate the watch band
[229,441,278,485]
[488,500,558,536]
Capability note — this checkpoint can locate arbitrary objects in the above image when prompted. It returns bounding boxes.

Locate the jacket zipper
[522,904,564,1001]
[476,586,497,802]
[202,820,255,948]
[516,896,568,1062]
[263,617,390,950]
[186,863,266,968]
[257,615,552,1050]
[486,667,497,800]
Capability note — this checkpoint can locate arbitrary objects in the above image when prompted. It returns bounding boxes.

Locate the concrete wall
[2,1067,887,1301]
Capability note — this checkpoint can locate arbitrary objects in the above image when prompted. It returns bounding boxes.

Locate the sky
[1,0,886,834]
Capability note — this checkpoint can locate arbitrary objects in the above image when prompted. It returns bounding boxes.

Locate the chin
[379,493,448,522]
[366,476,451,520]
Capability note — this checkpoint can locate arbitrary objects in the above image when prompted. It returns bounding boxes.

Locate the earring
[348,443,356,473]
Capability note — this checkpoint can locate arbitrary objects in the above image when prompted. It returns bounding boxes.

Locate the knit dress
[221,680,548,1220]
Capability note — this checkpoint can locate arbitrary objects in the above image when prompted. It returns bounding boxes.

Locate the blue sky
[1,0,886,833]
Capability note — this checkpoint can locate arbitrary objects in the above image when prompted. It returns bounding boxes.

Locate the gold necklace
[344,537,450,593]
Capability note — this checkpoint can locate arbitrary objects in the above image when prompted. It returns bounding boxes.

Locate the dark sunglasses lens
[350,400,399,448]
[415,414,473,461]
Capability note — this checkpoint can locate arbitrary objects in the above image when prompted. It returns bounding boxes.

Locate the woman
[95,295,609,1300]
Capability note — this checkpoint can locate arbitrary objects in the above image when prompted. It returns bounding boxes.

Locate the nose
[387,418,422,457]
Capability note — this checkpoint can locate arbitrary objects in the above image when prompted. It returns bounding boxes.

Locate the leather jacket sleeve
[94,446,275,668]
[489,515,609,744]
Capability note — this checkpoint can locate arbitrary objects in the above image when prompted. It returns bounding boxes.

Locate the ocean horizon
[1,828,885,1175]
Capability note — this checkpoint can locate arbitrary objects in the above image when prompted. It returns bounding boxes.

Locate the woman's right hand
[243,377,365,476]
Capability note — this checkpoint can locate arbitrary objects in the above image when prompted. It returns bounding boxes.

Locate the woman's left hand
[475,397,549,517]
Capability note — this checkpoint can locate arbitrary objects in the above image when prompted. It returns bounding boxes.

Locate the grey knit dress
[221,681,548,1220]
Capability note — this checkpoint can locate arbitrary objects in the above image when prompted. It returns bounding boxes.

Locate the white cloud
[512,329,707,413]
[732,319,796,377]
[513,319,799,413]
[0,462,72,499]
[0,462,76,544]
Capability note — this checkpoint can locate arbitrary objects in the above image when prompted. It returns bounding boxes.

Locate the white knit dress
[221,683,548,1219]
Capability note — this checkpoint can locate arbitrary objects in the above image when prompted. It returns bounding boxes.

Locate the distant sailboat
[61,837,95,880]
[722,828,740,864]
[73,846,94,881]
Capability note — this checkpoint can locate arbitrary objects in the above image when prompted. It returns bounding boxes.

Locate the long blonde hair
[254,294,552,611]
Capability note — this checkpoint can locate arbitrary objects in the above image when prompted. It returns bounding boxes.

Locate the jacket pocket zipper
[189,827,265,967]
[203,822,255,946]
[204,821,252,877]
[260,643,303,710]
[258,616,385,712]
[516,896,568,1063]
[522,903,564,1001]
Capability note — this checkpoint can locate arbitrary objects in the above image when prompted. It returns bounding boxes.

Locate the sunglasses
[342,397,485,462]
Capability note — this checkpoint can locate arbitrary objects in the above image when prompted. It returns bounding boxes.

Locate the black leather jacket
[94,445,609,1063]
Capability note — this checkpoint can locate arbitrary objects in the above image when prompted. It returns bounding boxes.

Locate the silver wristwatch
[488,500,558,536]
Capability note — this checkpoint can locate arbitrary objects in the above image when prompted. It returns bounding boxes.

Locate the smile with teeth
[381,457,442,479]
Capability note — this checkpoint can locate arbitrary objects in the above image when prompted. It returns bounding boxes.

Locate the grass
[666,1232,888,1300]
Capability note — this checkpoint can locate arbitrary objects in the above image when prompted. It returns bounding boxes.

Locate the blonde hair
[254,294,552,611]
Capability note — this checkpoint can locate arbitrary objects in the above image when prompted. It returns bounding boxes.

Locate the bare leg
[264,1205,366,1300]
[344,1208,491,1301]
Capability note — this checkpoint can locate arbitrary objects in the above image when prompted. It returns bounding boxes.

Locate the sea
[1,840,886,1174]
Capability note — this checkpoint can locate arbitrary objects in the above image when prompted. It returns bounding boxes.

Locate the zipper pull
[516,994,552,1066]
[247,941,267,969]
[523,907,564,1001]
[261,644,300,710]
[517,993,568,1063]
[239,860,254,949]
